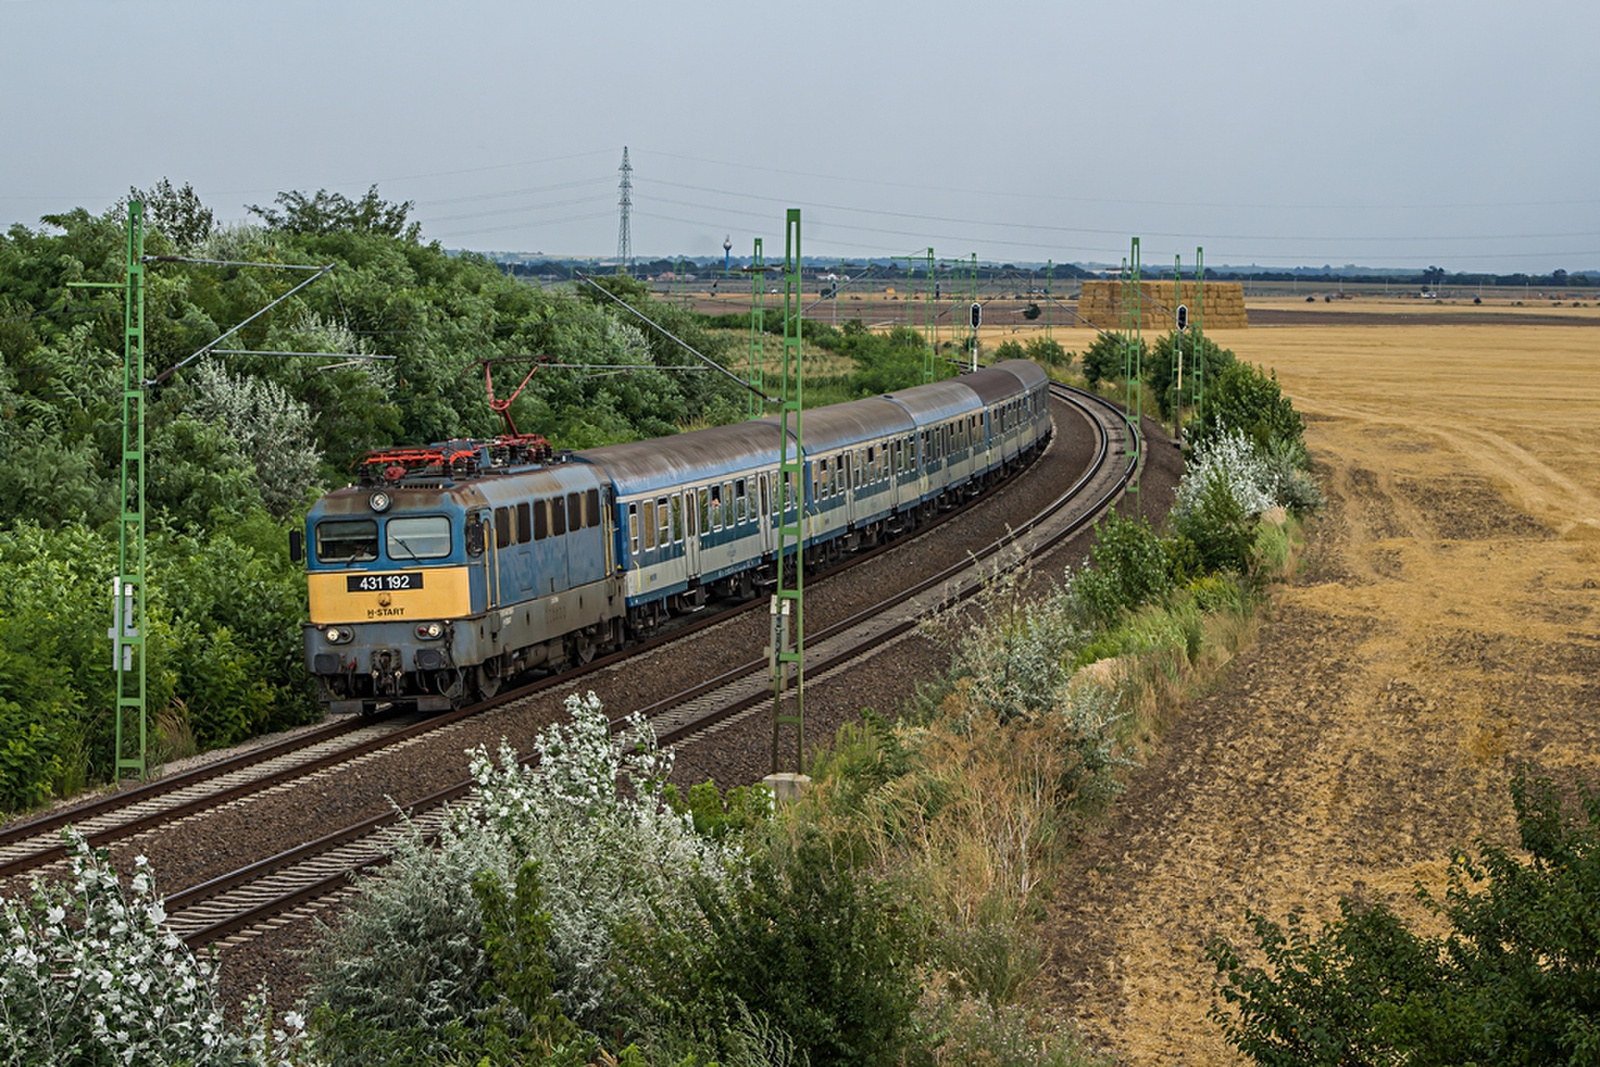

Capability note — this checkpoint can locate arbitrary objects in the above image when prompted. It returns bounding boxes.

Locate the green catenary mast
[747,238,766,418]
[116,200,148,779]
[921,247,935,381]
[1193,247,1204,430]
[772,209,805,775]
[1122,237,1143,506]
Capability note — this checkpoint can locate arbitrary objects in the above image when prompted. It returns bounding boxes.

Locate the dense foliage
[0,830,308,1065]
[0,188,745,811]
[1209,773,1600,1066]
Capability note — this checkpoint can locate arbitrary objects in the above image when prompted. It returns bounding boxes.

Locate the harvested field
[1043,310,1600,1064]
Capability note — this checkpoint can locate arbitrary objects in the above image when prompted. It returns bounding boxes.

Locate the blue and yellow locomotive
[297,360,1052,714]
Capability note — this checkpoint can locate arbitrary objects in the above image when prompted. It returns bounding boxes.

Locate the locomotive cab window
[316,518,378,563]
[586,488,601,528]
[534,500,549,540]
[551,496,567,537]
[494,507,511,549]
[516,503,532,544]
[568,492,582,532]
[388,516,452,560]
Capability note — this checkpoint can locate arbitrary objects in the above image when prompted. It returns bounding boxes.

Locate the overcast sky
[4,0,1596,272]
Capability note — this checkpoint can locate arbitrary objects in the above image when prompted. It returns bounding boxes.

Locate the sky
[3,0,1597,273]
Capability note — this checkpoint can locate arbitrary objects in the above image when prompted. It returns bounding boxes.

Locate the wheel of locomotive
[474,662,502,701]
[571,629,597,666]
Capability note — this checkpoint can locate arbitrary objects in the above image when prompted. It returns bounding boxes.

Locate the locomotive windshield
[386,516,452,560]
[316,519,379,562]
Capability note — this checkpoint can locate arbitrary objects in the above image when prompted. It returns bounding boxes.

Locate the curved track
[2,382,1137,951]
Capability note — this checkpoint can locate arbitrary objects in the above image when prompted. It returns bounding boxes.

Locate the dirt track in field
[1041,310,1600,1064]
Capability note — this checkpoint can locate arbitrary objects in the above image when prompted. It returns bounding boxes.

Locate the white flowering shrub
[0,829,309,1066]
[308,691,736,1059]
[463,692,730,1026]
[944,566,1091,724]
[1174,428,1278,524]
[192,357,323,518]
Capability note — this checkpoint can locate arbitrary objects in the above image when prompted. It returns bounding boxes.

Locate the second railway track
[5,383,1138,954]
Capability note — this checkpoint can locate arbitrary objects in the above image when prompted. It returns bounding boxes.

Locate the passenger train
[295,359,1053,714]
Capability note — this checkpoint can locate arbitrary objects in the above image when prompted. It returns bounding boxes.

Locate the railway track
[0,411,1055,889]
[1,383,1135,951]
[161,382,1135,949]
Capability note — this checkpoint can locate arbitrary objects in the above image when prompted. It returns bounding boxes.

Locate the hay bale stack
[1074,281,1248,329]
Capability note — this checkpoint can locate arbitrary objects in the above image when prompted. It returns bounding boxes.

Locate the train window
[820,461,831,499]
[669,496,682,543]
[517,502,531,544]
[389,516,452,560]
[735,479,747,525]
[534,500,549,540]
[642,500,656,551]
[628,503,639,555]
[586,488,601,528]
[685,490,697,537]
[494,507,511,549]
[760,474,769,517]
[698,487,710,533]
[551,495,567,537]
[709,485,722,531]
[657,496,670,544]
[567,492,581,531]
[723,481,734,523]
[315,518,378,563]
[854,451,863,489]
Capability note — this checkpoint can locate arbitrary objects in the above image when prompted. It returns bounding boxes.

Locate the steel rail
[175,385,1135,949]
[0,387,1072,887]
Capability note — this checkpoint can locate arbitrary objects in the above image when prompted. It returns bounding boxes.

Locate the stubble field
[1042,302,1600,1064]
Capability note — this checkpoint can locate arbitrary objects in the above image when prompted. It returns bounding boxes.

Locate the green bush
[1080,331,1144,387]
[1208,772,1600,1066]
[907,993,1115,1067]
[1174,466,1257,575]
[1071,512,1173,627]
[1146,329,1235,418]
[994,339,1025,362]
[1024,335,1070,369]
[634,829,919,1067]
[1194,361,1305,455]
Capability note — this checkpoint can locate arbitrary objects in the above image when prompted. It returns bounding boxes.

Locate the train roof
[470,461,608,506]
[577,419,792,496]
[959,359,1050,404]
[792,396,917,453]
[879,378,983,427]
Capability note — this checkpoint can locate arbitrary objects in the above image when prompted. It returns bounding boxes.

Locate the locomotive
[295,359,1052,714]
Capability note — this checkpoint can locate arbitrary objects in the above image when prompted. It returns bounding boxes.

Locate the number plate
[346,572,425,593]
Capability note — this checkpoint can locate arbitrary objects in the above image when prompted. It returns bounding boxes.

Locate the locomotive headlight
[368,491,392,513]
[415,621,444,641]
[324,626,354,645]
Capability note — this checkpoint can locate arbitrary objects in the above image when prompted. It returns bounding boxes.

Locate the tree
[1194,361,1305,455]
[247,185,420,241]
[846,324,934,395]
[129,178,214,252]
[1080,331,1143,387]
[993,339,1025,363]
[1023,335,1069,369]
[1147,329,1236,418]
[1209,772,1600,1066]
